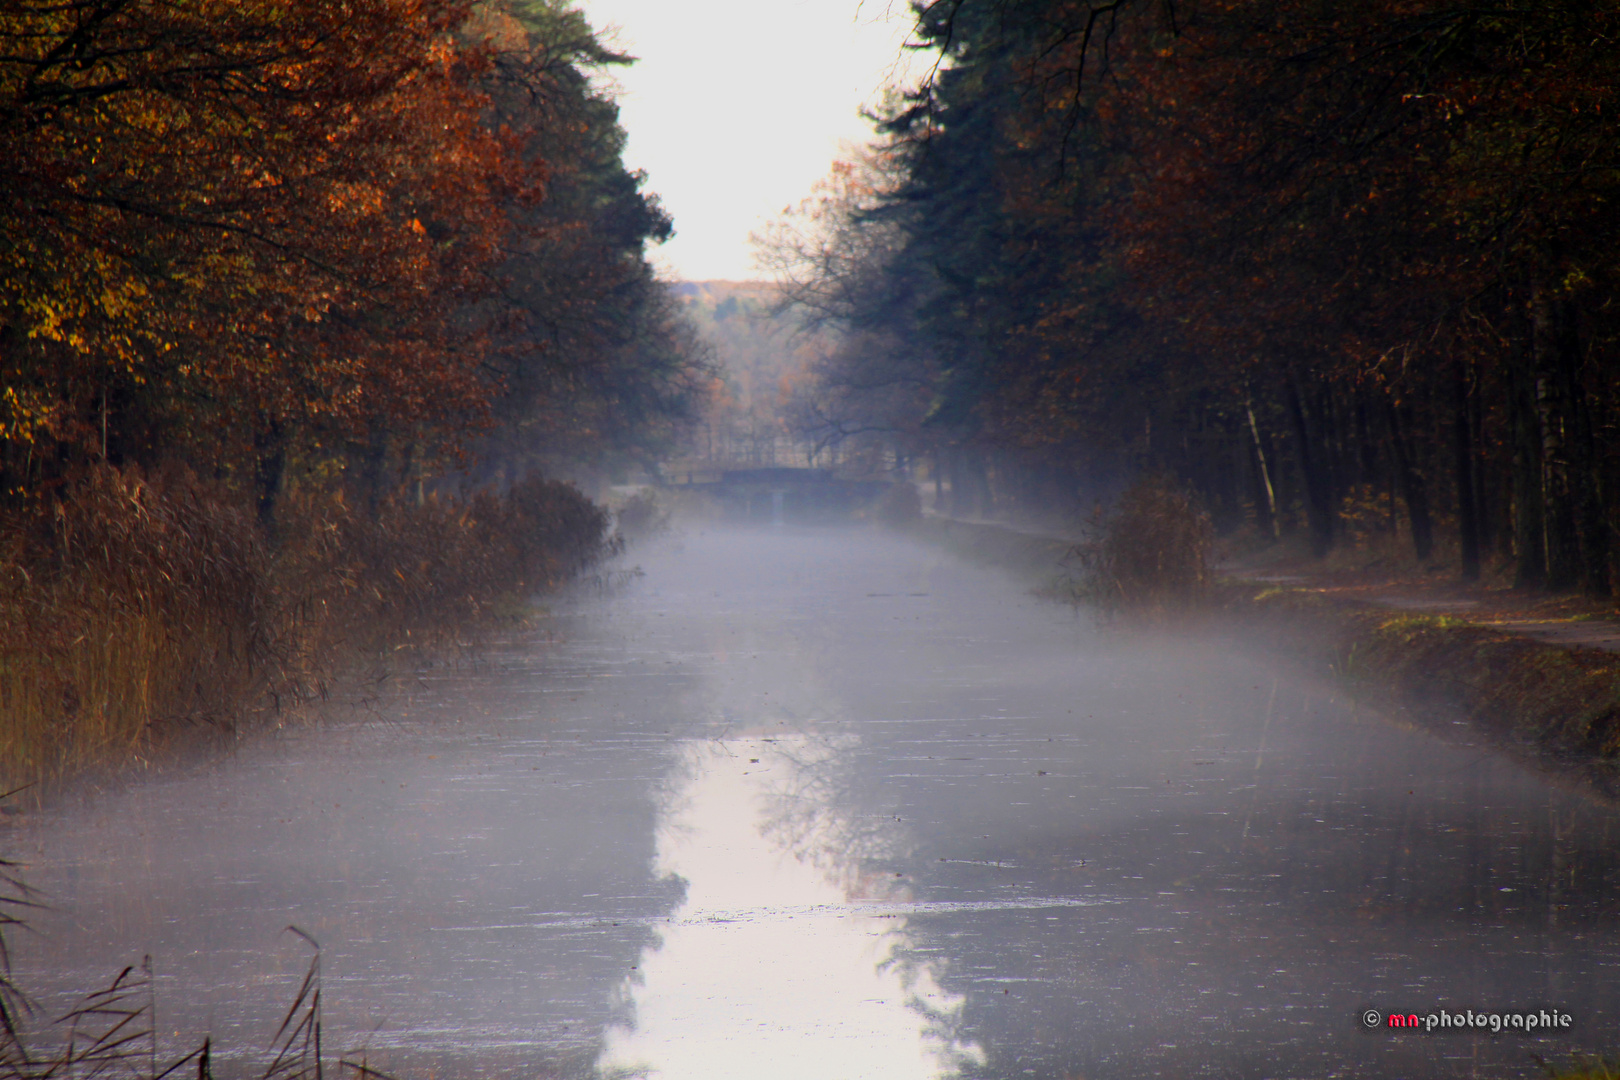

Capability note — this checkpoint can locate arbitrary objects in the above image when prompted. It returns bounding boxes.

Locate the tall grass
[0,466,272,783]
[0,465,611,791]
[277,472,613,652]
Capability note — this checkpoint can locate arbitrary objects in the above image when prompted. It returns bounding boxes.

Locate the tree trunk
[1453,360,1481,581]
[1538,371,1580,590]
[969,450,993,518]
[947,449,968,517]
[1285,373,1334,557]
[1567,349,1610,597]
[1471,373,1493,557]
[1509,357,1547,589]
[359,425,388,517]
[1245,400,1279,539]
[1575,423,1610,597]
[1354,395,1379,495]
[1532,275,1580,590]
[1386,399,1433,562]
[253,415,286,532]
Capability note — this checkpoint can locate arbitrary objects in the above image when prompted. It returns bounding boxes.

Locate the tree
[0,0,531,521]
[764,0,1620,588]
[463,0,709,486]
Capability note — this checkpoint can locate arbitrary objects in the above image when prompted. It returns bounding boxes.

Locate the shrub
[1069,475,1212,615]
[280,474,610,645]
[614,488,672,542]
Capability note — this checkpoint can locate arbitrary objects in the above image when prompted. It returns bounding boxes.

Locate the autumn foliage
[768,0,1620,594]
[0,0,524,504]
[0,0,703,782]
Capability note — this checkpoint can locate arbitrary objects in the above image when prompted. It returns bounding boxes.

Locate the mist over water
[8,527,1620,1079]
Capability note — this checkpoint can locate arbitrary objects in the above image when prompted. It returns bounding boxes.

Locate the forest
[762,0,1620,592]
[0,0,707,783]
[671,281,857,474]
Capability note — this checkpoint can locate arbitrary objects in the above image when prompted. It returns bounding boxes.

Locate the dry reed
[0,877,364,1080]
[0,465,272,784]
[0,466,610,792]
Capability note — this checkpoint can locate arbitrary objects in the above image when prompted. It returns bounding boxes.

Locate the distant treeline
[0,1,706,783]
[762,0,1620,591]
[673,281,847,472]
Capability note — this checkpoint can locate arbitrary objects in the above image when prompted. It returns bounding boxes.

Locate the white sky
[573,0,929,282]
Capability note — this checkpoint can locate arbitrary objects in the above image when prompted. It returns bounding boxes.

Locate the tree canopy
[764,0,1620,589]
[1,0,706,516]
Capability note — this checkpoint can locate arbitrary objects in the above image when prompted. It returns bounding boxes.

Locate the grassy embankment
[1227,585,1620,799]
[897,483,1620,804]
[0,463,611,794]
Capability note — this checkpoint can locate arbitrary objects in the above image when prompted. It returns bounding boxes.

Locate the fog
[8,527,1619,1079]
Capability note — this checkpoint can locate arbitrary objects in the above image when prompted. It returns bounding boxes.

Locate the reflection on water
[600,737,981,1079]
[5,526,1620,1079]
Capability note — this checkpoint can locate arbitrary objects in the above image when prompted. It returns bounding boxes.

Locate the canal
[8,526,1619,1079]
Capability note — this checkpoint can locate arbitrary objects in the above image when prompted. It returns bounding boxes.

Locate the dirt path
[1223,560,1620,652]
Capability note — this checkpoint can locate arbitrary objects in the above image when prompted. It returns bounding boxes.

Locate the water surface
[9,527,1620,1079]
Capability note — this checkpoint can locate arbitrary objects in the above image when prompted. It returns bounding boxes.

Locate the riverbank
[902,516,1079,586]
[1228,585,1620,801]
[0,464,612,796]
[900,515,1620,804]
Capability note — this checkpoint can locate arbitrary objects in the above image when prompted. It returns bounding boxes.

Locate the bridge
[673,467,891,524]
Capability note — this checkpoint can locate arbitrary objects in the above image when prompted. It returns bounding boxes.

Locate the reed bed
[0,465,611,792]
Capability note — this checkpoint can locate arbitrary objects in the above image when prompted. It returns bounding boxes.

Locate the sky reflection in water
[600,736,981,1080]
